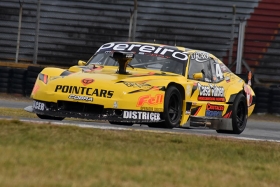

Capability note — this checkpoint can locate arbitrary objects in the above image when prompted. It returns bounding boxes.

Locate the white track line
[4,118,280,143]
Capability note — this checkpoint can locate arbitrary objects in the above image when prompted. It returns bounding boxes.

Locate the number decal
[215,64,223,79]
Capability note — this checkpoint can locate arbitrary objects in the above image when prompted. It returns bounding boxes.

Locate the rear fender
[166,81,194,126]
[225,80,244,103]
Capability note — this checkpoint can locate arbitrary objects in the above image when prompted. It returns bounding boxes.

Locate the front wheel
[161,86,182,129]
[36,114,65,121]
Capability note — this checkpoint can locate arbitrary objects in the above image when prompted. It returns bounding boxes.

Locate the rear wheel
[36,114,65,121]
[160,86,182,129]
[216,94,247,134]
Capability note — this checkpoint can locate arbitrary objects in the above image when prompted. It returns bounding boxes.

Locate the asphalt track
[1,99,280,143]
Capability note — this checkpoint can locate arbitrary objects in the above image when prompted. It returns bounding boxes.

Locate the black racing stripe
[191,106,201,116]
[223,105,233,118]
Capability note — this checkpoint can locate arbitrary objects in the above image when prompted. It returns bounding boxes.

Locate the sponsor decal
[206,103,224,111]
[140,107,163,112]
[190,52,209,62]
[197,83,225,102]
[33,101,44,111]
[205,103,224,117]
[81,78,94,86]
[120,81,152,90]
[225,76,230,83]
[96,43,188,61]
[136,94,164,107]
[128,86,165,94]
[126,53,134,58]
[123,111,161,121]
[55,85,114,98]
[206,110,222,117]
[68,94,93,101]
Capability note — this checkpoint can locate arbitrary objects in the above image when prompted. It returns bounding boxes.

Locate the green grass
[0,107,37,118]
[0,120,280,187]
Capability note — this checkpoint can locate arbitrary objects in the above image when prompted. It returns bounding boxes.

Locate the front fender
[40,67,68,77]
[145,79,191,126]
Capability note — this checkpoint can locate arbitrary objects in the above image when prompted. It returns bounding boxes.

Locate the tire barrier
[9,68,27,95]
[269,85,280,115]
[0,66,44,96]
[253,86,271,114]
[0,66,12,93]
[24,66,44,97]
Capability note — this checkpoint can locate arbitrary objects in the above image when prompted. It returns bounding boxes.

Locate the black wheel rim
[236,101,246,129]
[168,94,180,122]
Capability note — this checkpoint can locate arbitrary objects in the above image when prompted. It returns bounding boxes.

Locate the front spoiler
[24,105,164,124]
[25,100,232,130]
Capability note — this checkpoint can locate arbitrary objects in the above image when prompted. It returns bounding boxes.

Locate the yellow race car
[26,42,255,134]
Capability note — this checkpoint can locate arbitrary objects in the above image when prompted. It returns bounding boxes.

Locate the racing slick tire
[216,93,247,134]
[161,86,182,129]
[36,114,65,121]
[108,121,133,126]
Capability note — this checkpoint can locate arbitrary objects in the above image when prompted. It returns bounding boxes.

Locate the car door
[186,52,230,117]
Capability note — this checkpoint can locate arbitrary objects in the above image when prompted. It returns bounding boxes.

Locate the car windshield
[87,43,188,75]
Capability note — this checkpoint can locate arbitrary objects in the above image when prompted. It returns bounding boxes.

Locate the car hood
[45,67,181,95]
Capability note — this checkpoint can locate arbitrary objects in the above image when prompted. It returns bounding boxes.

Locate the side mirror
[193,72,203,80]
[78,60,87,66]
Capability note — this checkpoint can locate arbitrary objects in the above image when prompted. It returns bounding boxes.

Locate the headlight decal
[31,83,40,94]
[38,73,48,84]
